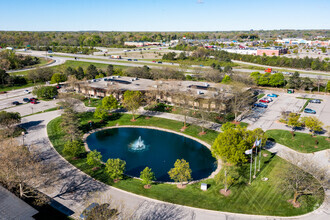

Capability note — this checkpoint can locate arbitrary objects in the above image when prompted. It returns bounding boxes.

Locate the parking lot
[243,90,330,132]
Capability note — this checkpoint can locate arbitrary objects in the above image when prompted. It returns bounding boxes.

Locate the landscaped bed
[47,112,324,216]
[266,129,330,153]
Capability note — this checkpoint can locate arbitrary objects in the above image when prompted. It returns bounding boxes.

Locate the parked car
[23,98,30,102]
[267,93,278,98]
[304,108,316,114]
[264,97,273,102]
[133,59,138,61]
[259,99,270,103]
[24,90,30,94]
[309,99,321,103]
[127,59,132,61]
[152,60,156,63]
[12,101,20,105]
[80,203,99,220]
[254,103,268,108]
[56,85,61,89]
[29,97,38,102]
[30,100,37,104]
[157,61,162,64]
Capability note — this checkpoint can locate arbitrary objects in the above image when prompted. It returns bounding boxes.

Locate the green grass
[266,129,330,153]
[47,113,323,216]
[83,98,102,107]
[257,93,265,99]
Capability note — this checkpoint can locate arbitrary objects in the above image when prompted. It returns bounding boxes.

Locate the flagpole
[249,148,252,184]
[253,142,257,179]
[258,139,262,171]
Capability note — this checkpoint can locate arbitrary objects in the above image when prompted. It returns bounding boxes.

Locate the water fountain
[129,136,146,151]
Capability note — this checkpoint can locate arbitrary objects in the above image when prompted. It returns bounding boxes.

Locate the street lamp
[21,131,25,146]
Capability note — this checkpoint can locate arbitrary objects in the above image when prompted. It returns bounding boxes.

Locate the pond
[86,127,217,182]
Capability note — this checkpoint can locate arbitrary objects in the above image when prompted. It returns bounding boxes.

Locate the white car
[264,97,273,102]
[24,90,30,94]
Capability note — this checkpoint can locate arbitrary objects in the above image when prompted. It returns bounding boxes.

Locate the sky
[0,0,329,31]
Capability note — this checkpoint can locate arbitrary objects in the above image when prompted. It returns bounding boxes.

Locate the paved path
[19,110,329,219]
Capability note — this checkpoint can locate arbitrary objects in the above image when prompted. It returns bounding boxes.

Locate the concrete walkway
[20,110,329,219]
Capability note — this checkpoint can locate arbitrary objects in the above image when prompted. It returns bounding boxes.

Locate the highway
[13,50,330,79]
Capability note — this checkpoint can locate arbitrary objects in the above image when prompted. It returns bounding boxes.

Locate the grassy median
[47,113,324,216]
[266,129,330,153]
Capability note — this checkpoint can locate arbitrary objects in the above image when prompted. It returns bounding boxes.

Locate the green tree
[287,113,301,132]
[105,158,126,181]
[326,81,330,93]
[269,73,285,87]
[106,64,114,76]
[61,107,81,141]
[215,165,240,192]
[76,66,85,80]
[102,95,118,111]
[86,64,98,79]
[250,71,261,83]
[168,159,192,187]
[258,73,270,86]
[50,73,67,84]
[221,75,231,84]
[0,111,21,136]
[140,167,156,187]
[301,116,323,135]
[122,90,143,121]
[63,140,84,158]
[32,86,58,99]
[221,122,236,132]
[0,69,10,85]
[287,72,301,89]
[86,150,102,168]
[224,65,232,73]
[94,106,109,120]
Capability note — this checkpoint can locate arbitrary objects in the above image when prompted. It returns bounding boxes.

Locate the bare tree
[0,138,58,203]
[316,75,322,93]
[277,153,328,207]
[230,82,253,122]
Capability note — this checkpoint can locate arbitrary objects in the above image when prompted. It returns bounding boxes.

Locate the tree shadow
[20,120,44,131]
[132,200,195,220]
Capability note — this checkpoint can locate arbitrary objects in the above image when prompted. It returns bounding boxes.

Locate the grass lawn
[83,98,102,107]
[266,129,330,153]
[257,93,265,99]
[47,113,323,216]
[0,82,42,93]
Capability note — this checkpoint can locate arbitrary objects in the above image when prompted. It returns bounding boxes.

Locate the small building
[257,47,287,56]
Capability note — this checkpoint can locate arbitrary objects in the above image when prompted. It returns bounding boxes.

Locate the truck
[110,55,121,59]
[264,68,272,73]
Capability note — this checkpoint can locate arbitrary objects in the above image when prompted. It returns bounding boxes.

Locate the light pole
[253,145,257,179]
[21,131,25,146]
[258,139,262,171]
[31,107,34,114]
[245,148,253,184]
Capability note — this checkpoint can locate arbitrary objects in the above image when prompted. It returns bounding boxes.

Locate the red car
[152,60,156,63]
[31,100,37,104]
[259,99,269,103]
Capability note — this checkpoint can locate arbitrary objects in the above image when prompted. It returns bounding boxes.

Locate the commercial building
[70,76,236,112]
[124,41,161,47]
[256,47,288,56]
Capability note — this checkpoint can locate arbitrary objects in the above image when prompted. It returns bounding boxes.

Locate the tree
[269,73,285,87]
[221,75,231,84]
[50,73,67,84]
[140,167,156,187]
[105,158,126,181]
[278,153,326,207]
[0,111,21,136]
[287,72,302,89]
[0,138,57,202]
[94,106,109,120]
[224,65,232,73]
[61,107,81,141]
[0,69,10,85]
[221,122,236,132]
[86,150,102,169]
[301,116,323,135]
[122,90,143,121]
[106,64,114,76]
[32,86,58,99]
[102,95,119,111]
[168,159,192,187]
[86,64,98,79]
[230,82,253,122]
[326,81,330,93]
[76,66,85,80]
[215,164,240,192]
[211,126,266,165]
[63,140,84,158]
[287,113,301,132]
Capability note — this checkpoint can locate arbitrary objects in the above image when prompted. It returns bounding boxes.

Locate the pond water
[86,127,217,182]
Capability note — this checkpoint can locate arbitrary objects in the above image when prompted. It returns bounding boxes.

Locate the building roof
[0,185,38,220]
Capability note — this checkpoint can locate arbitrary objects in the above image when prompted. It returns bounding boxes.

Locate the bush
[62,140,84,158]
